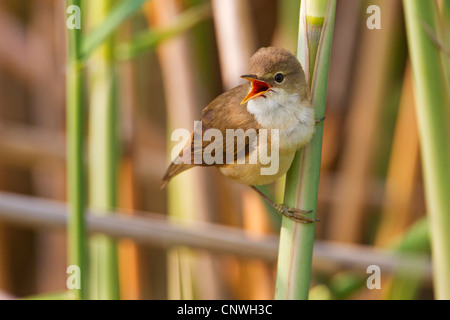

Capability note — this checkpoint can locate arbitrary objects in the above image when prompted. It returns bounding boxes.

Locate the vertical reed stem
[87,0,120,300]
[66,0,87,300]
[275,0,336,300]
[403,0,450,299]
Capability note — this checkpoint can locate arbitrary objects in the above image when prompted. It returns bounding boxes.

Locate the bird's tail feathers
[161,162,194,189]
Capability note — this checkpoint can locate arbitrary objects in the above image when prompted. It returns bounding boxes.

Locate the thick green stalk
[275,0,336,300]
[443,0,450,47]
[305,0,327,76]
[88,0,120,300]
[442,0,450,92]
[403,0,450,299]
[66,0,87,300]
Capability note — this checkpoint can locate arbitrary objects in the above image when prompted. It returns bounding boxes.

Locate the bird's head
[240,47,307,105]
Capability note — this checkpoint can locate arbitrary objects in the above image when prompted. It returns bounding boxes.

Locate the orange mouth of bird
[240,76,271,105]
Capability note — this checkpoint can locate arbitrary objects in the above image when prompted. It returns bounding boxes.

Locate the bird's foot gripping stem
[250,186,319,224]
[315,116,326,124]
[274,204,319,224]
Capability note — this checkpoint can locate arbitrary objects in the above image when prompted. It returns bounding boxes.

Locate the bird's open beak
[240,74,271,105]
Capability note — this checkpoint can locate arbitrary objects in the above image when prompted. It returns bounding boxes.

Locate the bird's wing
[193,84,261,165]
[162,84,260,186]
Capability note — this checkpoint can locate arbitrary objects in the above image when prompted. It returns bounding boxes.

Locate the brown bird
[162,47,319,223]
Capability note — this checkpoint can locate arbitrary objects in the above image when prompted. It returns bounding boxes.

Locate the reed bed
[0,0,447,301]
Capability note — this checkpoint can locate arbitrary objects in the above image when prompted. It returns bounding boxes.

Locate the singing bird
[163,47,319,223]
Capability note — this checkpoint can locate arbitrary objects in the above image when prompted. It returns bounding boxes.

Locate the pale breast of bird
[218,91,315,186]
[246,89,315,153]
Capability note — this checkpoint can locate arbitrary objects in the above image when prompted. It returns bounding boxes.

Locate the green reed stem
[403,0,450,299]
[87,0,120,300]
[275,0,336,300]
[66,0,87,300]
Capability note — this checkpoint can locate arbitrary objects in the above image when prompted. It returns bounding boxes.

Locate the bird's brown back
[162,84,261,186]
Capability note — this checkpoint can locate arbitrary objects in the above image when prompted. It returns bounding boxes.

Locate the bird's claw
[315,116,326,124]
[275,204,319,224]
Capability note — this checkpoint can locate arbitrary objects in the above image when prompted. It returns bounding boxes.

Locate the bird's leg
[250,186,319,224]
[315,116,326,124]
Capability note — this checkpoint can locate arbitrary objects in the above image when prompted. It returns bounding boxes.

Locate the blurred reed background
[0,0,448,300]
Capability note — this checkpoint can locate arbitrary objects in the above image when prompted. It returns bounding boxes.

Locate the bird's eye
[274,73,284,84]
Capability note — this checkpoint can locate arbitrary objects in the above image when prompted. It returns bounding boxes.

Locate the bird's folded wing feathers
[190,84,262,165]
[162,84,262,186]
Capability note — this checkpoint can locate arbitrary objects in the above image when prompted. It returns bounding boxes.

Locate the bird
[162,47,320,223]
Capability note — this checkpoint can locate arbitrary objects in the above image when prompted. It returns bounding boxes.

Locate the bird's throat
[247,92,304,128]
